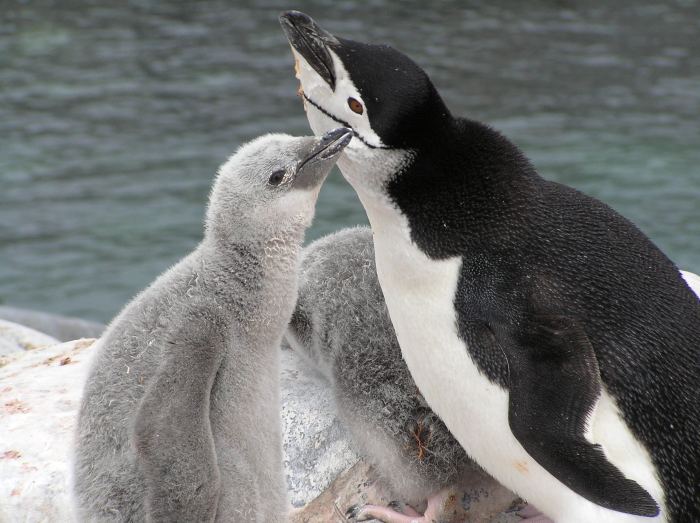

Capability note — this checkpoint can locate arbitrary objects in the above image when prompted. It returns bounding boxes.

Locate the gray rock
[0,338,97,522]
[0,306,105,342]
[0,319,59,358]
[281,347,359,507]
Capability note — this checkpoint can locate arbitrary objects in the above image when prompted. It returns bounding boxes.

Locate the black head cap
[333,37,452,148]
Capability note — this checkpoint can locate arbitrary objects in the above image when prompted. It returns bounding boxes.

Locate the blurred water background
[1,0,698,322]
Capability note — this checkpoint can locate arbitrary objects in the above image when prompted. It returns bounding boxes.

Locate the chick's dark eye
[348,97,364,115]
[268,169,285,186]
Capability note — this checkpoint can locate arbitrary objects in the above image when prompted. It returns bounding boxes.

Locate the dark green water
[1,1,698,322]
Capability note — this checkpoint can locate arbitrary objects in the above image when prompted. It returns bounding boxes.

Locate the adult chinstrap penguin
[280,11,700,523]
[72,128,352,522]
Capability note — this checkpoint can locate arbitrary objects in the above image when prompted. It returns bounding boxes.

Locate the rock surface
[0,306,105,342]
[0,319,59,359]
[0,338,96,522]
[281,348,359,507]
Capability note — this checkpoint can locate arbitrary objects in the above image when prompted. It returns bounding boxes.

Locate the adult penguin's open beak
[279,11,338,91]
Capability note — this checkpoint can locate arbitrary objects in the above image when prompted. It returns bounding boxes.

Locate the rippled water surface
[1,0,698,321]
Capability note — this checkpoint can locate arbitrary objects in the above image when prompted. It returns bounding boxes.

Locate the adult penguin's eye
[348,97,364,115]
[268,170,286,186]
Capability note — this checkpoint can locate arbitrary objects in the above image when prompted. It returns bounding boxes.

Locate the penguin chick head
[280,11,451,153]
[206,129,351,244]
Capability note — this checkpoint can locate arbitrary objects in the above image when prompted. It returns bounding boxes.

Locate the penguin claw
[387,500,402,511]
[345,504,375,521]
[345,504,360,519]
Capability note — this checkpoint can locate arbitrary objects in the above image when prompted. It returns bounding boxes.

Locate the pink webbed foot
[517,503,555,523]
[346,488,454,523]
[346,502,419,523]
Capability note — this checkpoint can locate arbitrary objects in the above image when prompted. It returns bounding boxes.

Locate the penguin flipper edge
[505,314,660,517]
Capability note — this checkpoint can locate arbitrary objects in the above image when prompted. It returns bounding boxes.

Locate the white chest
[363,198,516,468]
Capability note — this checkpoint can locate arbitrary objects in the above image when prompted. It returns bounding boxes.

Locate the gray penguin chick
[285,227,483,522]
[72,128,353,522]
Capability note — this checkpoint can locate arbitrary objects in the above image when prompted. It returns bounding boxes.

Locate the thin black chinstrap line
[302,93,392,150]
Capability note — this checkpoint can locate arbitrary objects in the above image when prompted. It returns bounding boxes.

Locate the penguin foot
[387,500,421,516]
[346,488,455,523]
[517,503,554,523]
[345,502,422,522]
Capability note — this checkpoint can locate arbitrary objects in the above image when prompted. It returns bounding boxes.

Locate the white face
[292,47,383,148]
[291,48,412,203]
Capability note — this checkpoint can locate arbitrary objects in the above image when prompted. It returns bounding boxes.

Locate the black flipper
[501,315,659,516]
